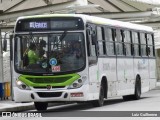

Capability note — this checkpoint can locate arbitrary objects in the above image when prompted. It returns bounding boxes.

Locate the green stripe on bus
[18,74,80,87]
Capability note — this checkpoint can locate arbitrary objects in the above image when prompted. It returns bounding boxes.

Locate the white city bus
[11,14,156,111]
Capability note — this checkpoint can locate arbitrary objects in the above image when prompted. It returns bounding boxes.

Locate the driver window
[86,24,98,65]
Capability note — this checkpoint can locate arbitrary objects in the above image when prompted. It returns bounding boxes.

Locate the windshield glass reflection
[14,33,85,74]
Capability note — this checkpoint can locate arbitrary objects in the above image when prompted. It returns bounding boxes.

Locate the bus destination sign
[29,22,48,29]
[15,17,84,32]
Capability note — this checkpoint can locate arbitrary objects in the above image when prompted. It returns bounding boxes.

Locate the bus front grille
[37,92,62,98]
[33,86,65,89]
[28,77,72,84]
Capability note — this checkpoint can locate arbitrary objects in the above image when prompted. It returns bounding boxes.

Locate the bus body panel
[88,64,100,100]
[13,84,89,102]
[97,57,117,97]
[133,58,150,93]
[13,67,102,102]
[149,59,157,89]
[117,57,135,96]
[149,59,156,79]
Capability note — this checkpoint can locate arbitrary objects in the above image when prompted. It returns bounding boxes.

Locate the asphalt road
[2,86,160,120]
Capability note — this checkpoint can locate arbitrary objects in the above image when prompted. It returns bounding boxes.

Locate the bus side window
[105,28,115,56]
[97,26,106,56]
[124,30,131,56]
[140,32,147,57]
[147,33,154,57]
[86,30,91,56]
[86,24,98,65]
[132,31,140,57]
[87,30,97,57]
[115,29,123,56]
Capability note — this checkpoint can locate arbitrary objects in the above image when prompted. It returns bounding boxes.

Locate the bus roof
[17,14,153,32]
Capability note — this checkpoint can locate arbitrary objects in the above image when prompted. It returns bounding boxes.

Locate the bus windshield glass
[14,32,85,74]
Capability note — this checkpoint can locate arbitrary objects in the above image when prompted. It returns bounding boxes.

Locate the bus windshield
[14,32,85,74]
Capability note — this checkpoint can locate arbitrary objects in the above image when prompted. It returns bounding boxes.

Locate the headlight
[16,80,31,90]
[68,76,87,89]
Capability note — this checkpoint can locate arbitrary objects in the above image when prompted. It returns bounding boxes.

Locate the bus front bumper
[13,85,89,102]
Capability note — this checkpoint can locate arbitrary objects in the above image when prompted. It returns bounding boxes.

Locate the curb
[0,102,64,112]
[0,103,34,112]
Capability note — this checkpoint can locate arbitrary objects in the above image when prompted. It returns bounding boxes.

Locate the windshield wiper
[59,31,67,42]
[29,32,36,43]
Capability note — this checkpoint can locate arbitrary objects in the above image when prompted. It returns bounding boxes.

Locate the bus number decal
[52,66,61,72]
[29,22,48,29]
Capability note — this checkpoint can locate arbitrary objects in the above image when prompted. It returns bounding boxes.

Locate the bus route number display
[16,17,84,32]
[23,21,49,30]
[29,22,48,29]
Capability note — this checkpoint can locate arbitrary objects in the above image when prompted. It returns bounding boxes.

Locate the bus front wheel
[92,84,104,107]
[34,102,48,111]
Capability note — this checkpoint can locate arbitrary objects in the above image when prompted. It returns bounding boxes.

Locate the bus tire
[92,83,104,107]
[133,77,141,100]
[123,76,141,101]
[123,95,132,101]
[34,102,48,111]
